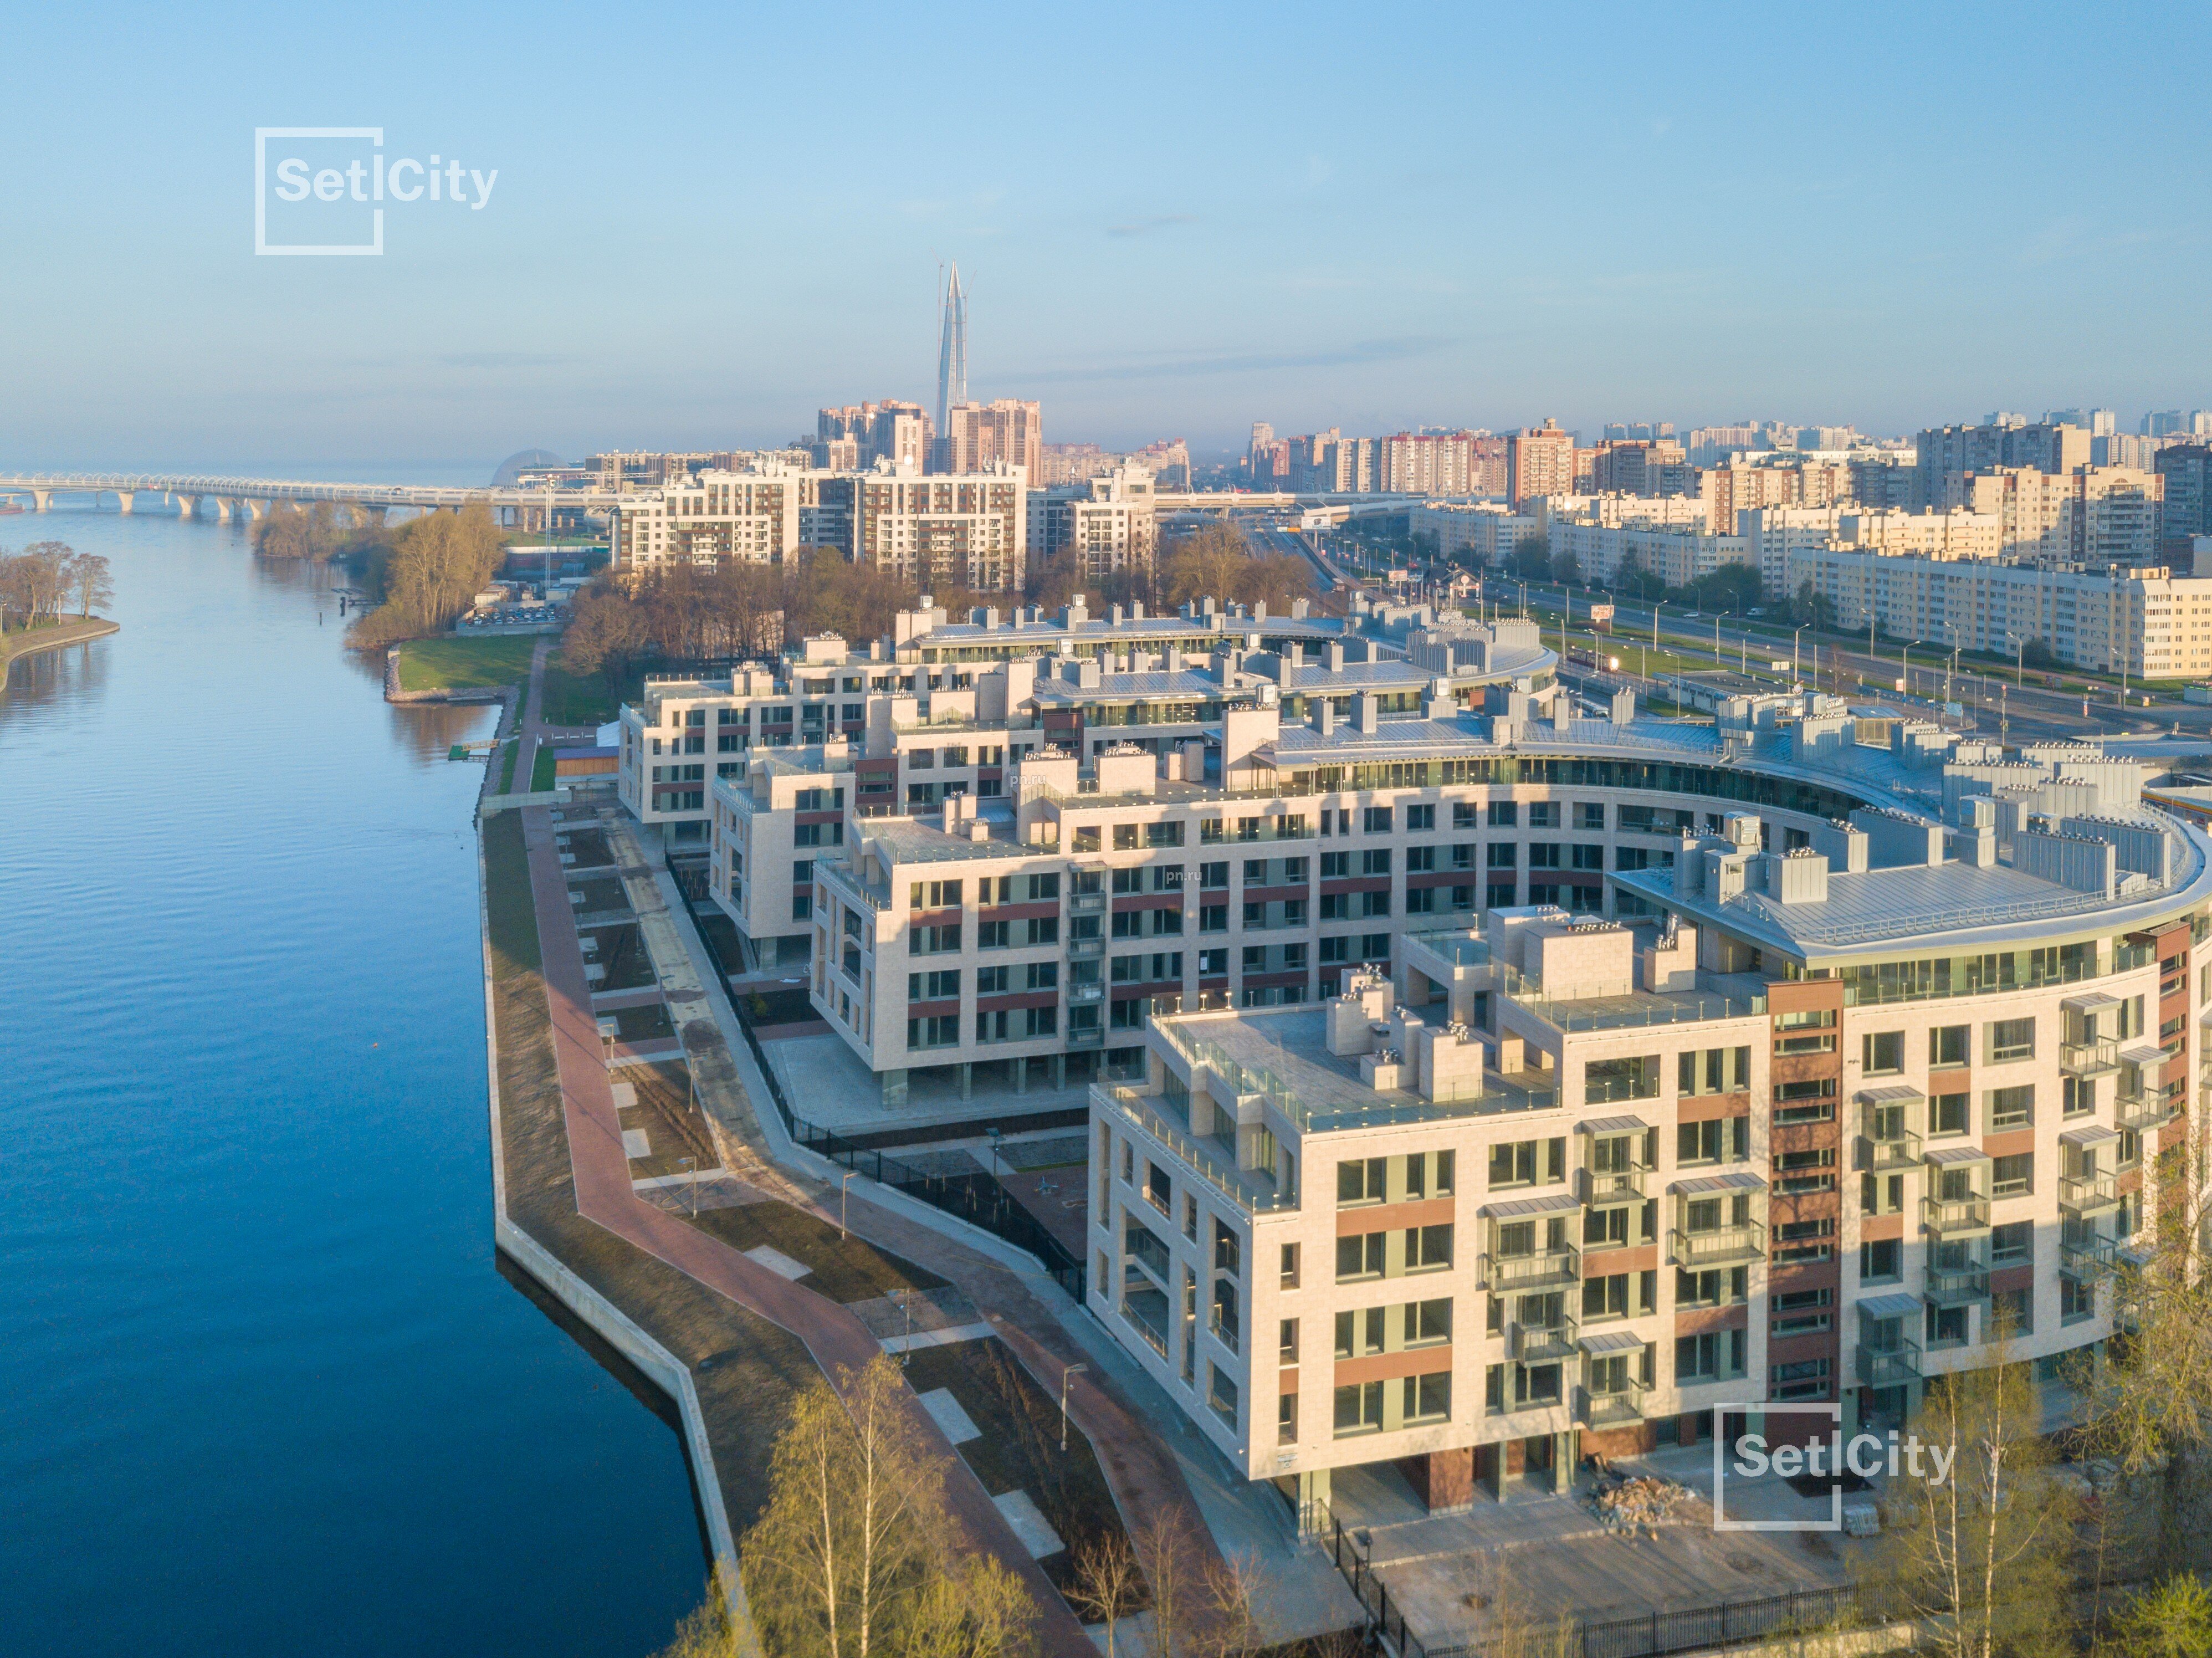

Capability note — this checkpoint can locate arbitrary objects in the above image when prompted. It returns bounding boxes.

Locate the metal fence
[665,850,1087,1305]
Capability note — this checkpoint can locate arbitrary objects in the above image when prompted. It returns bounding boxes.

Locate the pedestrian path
[516,802,1092,1657]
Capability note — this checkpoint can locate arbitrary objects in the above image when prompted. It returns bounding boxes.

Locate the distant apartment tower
[1588,438,1689,497]
[937,399,1043,481]
[1914,419,2091,508]
[816,401,933,471]
[849,463,1026,592]
[2142,411,2212,438]
[1507,419,1576,505]
[1471,434,1509,495]
[2047,408,2118,437]
[1378,431,1479,495]
[1026,467,1158,580]
[2157,444,2212,555]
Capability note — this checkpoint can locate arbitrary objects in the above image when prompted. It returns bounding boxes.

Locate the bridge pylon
[30,489,50,511]
[114,490,135,514]
[176,493,199,519]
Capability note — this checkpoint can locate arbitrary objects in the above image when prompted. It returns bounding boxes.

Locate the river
[0,509,706,1656]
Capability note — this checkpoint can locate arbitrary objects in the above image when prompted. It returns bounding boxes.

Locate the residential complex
[1026,466,1160,581]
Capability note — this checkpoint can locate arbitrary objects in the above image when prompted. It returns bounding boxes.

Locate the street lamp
[839,1169,856,1238]
[1901,639,1923,700]
[1060,1363,1089,1452]
[1791,625,1806,686]
[679,1156,698,1218]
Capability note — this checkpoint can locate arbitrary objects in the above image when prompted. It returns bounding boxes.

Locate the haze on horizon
[3,0,2208,475]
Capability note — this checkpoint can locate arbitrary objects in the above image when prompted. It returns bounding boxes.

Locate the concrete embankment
[2,616,119,667]
[477,811,811,1643]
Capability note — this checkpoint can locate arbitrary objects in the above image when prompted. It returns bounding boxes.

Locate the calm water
[0,510,705,1657]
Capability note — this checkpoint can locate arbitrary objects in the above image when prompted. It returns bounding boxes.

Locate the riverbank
[1,615,118,667]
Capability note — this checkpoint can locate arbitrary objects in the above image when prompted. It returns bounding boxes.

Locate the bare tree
[898,1556,1035,1658]
[1130,1510,1191,1658]
[67,551,114,617]
[742,1355,965,1658]
[1067,1534,1140,1658]
[21,540,71,622]
[1870,1357,2077,1658]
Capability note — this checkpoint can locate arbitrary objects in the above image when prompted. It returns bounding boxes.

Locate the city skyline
[6,3,2212,473]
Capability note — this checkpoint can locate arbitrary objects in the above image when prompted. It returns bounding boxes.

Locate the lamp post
[1901,639,1923,700]
[679,1156,698,1217]
[1060,1363,1089,1452]
[839,1169,856,1239]
[1791,625,1806,686]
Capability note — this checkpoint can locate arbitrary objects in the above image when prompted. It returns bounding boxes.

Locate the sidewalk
[610,811,1364,1645]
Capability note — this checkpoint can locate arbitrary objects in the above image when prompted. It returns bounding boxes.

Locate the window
[1488,1138,1565,1187]
[1407,845,1436,873]
[1677,1117,1749,1164]
[975,920,1009,949]
[1929,1025,1969,1067]
[1026,917,1061,945]
[1406,805,1435,831]
[1987,1086,2033,1130]
[909,879,964,910]
[1278,1392,1297,1444]
[911,924,961,955]
[1989,1017,2035,1063]
[1333,1381,1384,1435]
[1405,1224,1453,1270]
[1576,802,1605,830]
[910,969,961,1000]
[1528,802,1560,828]
[1514,1362,1563,1405]
[1327,1151,1380,1204]
[1860,1237,1902,1281]
[1992,1288,2033,1340]
[1363,806,1392,834]
[1571,845,1604,871]
[1489,801,1518,827]
[1025,961,1058,991]
[1407,1297,1452,1343]
[1677,1267,1748,1307]
[1200,861,1230,889]
[1675,1330,1746,1382]
[1678,1047,1750,1096]
[1487,843,1517,868]
[906,1015,960,1050]
[1862,1031,1905,1074]
[1335,1233,1385,1281]
[1528,843,1561,869]
[1361,848,1391,876]
[1991,1153,2032,1197]
[1990,1221,2032,1263]
[1931,1091,1969,1135]
[1402,1372,1451,1422]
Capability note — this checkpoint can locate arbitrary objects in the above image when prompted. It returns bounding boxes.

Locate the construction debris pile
[1591,1475,1694,1537]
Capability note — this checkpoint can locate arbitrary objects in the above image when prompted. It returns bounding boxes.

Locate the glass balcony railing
[1926,1262,1990,1306]
[1576,1378,1648,1427]
[2059,1173,2121,1215]
[1581,1164,1648,1202]
[1856,1338,1921,1388]
[1670,1224,1764,1266]
[1922,1194,1991,1235]
[1481,1246,1580,1291]
[1861,1128,1922,1170]
[2061,1038,2120,1077]
[2060,1234,2117,1280]
[1509,1311,1579,1362]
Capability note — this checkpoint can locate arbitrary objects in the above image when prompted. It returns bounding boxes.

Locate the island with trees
[0,541,117,668]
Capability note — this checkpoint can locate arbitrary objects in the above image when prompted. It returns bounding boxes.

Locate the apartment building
[607,463,809,567]
[815,401,933,471]
[1545,519,1751,590]
[2156,446,2212,555]
[1508,421,1577,507]
[1378,433,1481,496]
[1420,502,1540,565]
[937,398,1043,480]
[1082,706,2202,1526]
[1962,467,2164,568]
[1916,421,2092,508]
[1785,543,2212,677]
[1026,466,1159,580]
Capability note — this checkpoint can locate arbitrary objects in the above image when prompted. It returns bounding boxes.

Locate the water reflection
[3,631,114,710]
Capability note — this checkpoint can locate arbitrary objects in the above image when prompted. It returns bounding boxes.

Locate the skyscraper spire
[935,262,967,435]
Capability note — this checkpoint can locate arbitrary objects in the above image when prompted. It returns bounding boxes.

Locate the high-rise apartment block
[1916,421,2092,508]
[2155,445,2212,555]
[816,401,934,472]
[1027,467,1159,581]
[936,398,1043,480]
[1508,420,1577,506]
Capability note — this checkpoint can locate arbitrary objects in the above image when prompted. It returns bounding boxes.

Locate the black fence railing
[1328,1509,1863,1658]
[667,850,1087,1304]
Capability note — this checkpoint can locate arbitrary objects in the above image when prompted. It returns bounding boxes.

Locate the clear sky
[3,1,2209,477]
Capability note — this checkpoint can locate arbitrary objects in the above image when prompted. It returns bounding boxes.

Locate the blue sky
[2,1,2208,476]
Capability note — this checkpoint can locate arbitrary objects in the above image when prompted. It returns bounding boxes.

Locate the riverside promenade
[482,646,1286,1656]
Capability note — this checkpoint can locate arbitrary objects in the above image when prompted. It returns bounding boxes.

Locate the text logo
[1711,1403,1951,1532]
[254,128,499,256]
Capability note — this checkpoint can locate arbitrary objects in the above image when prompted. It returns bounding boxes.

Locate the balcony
[1067,981,1104,1004]
[1482,1246,1580,1291]
[1068,935,1105,960]
[1856,1338,1922,1388]
[1670,1224,1764,1267]
[1071,891,1108,915]
[1860,1128,1922,1170]
[1577,1379,1648,1427]
[1925,1262,1990,1306]
[2061,1038,2119,1078]
[1509,1312,1579,1362]
[1922,1194,1991,1237]
[2059,1172,2121,1216]
[2060,1234,2117,1280]
[1068,1025,1105,1048]
[2115,1091,2172,1132]
[1580,1164,1648,1203]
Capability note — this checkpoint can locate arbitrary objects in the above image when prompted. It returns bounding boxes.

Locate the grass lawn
[687,1201,948,1304]
[900,1342,1131,1597]
[1,615,119,667]
[395,634,536,693]
[530,741,557,791]
[537,649,642,728]
[496,739,518,794]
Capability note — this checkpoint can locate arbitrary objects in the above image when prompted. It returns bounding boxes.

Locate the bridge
[0,471,620,526]
[0,470,1446,530]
